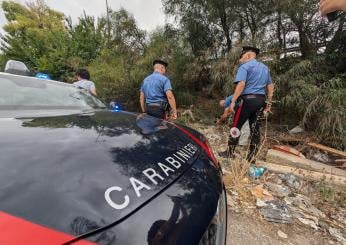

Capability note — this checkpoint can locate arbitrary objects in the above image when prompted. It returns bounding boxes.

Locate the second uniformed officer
[219,46,274,162]
[140,59,178,120]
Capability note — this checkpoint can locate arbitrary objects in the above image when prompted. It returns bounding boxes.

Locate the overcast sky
[0,0,167,32]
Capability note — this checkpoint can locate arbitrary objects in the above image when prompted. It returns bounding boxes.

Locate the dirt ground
[226,209,335,245]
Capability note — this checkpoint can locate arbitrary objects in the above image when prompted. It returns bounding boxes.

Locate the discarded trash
[289,125,304,134]
[256,199,267,208]
[264,182,290,197]
[259,200,292,224]
[285,194,325,218]
[251,185,274,202]
[308,142,346,159]
[279,173,302,189]
[297,217,319,230]
[248,164,267,178]
[277,230,288,239]
[328,227,346,245]
[312,152,331,163]
[182,105,195,121]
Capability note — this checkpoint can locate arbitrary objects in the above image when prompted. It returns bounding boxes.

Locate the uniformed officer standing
[218,46,274,162]
[140,59,178,119]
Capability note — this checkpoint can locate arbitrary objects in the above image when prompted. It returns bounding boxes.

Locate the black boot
[218,145,236,158]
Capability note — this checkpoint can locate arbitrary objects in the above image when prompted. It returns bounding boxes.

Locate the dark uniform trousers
[146,103,166,119]
[229,94,266,162]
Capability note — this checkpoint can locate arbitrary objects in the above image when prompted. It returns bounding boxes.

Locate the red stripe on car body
[172,124,219,168]
[0,211,95,245]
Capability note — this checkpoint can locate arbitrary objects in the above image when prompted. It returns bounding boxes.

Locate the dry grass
[188,115,270,200]
[184,110,272,208]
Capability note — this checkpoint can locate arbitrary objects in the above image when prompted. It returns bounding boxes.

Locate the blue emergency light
[35,72,51,80]
[110,101,123,112]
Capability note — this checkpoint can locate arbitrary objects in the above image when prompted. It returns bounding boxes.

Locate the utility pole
[106,0,111,46]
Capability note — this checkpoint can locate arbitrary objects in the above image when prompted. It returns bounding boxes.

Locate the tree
[66,13,106,67]
[1,0,71,80]
[108,8,147,55]
[163,0,237,55]
[281,0,336,58]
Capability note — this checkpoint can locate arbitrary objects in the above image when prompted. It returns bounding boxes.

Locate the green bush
[275,57,346,150]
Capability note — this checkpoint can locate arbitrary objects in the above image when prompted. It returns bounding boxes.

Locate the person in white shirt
[73,68,97,96]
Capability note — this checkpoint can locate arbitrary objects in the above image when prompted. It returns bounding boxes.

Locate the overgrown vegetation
[0,0,345,149]
[317,183,346,208]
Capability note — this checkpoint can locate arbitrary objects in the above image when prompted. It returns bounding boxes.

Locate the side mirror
[4,60,31,76]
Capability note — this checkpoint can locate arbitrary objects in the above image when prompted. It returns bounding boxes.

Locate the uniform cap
[153,59,168,67]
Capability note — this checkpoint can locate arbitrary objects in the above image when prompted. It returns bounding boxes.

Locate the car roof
[0,72,73,87]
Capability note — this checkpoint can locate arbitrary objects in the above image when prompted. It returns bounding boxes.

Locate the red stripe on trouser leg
[232,103,243,128]
[0,211,96,245]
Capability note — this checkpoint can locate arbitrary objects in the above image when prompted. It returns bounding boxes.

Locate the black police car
[0,66,227,244]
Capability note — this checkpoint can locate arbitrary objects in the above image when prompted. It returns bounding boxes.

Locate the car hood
[0,111,201,240]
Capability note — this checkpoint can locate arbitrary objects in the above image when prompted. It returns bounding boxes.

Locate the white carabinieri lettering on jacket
[105,143,198,210]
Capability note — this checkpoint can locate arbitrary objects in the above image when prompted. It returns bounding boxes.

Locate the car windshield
[0,74,106,111]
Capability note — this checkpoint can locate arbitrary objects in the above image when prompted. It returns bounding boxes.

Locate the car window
[0,74,106,110]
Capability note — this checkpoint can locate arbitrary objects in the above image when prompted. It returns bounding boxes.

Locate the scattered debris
[250,185,274,202]
[259,200,292,224]
[285,194,325,218]
[277,230,288,239]
[257,160,346,186]
[289,125,304,134]
[264,182,290,197]
[256,199,267,208]
[273,145,305,158]
[328,227,346,245]
[297,217,319,230]
[248,165,267,178]
[191,122,346,244]
[312,152,332,163]
[266,149,346,177]
[279,173,302,189]
[181,105,195,121]
[307,142,346,159]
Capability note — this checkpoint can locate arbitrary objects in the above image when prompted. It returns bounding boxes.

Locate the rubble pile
[190,123,346,245]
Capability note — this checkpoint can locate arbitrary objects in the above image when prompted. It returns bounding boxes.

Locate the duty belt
[146,103,161,106]
[242,94,265,99]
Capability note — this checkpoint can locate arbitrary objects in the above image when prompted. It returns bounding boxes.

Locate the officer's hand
[136,113,146,120]
[171,111,177,120]
[216,117,225,125]
[320,0,346,16]
[230,102,236,114]
[264,104,272,116]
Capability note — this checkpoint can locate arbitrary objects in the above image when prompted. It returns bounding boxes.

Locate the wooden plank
[272,145,305,158]
[257,161,346,186]
[307,142,346,158]
[266,149,346,177]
